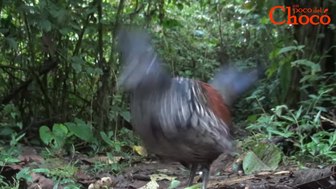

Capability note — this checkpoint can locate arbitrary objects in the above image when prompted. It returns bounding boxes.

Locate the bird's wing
[151,78,233,161]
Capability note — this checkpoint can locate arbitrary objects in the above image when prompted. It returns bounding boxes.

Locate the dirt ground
[1,146,335,189]
[114,154,294,189]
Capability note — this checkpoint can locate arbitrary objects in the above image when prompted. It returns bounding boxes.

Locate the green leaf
[52,124,68,138]
[168,179,181,189]
[100,131,114,146]
[295,106,303,120]
[269,129,293,138]
[243,143,282,174]
[247,114,258,122]
[243,151,270,174]
[184,183,201,189]
[292,59,321,73]
[66,119,94,142]
[32,168,50,174]
[10,133,25,146]
[16,167,32,182]
[278,45,305,55]
[39,126,53,145]
[120,111,131,122]
[253,143,282,170]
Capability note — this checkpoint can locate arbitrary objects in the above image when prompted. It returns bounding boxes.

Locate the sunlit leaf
[132,145,147,156]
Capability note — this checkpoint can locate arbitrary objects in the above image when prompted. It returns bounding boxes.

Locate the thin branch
[321,115,336,127]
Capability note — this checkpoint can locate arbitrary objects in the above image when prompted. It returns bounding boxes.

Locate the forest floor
[1,145,335,189]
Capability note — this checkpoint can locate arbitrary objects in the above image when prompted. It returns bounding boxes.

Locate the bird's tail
[209,65,264,106]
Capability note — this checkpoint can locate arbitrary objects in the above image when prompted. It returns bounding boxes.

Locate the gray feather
[210,66,263,106]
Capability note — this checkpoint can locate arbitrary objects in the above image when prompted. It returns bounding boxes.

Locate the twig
[321,115,336,127]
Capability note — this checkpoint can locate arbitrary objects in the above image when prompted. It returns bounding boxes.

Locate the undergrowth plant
[15,166,80,189]
[247,71,336,163]
[39,118,97,156]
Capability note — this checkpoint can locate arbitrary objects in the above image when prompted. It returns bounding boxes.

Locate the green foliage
[247,95,336,163]
[0,104,22,140]
[39,124,70,153]
[0,128,24,173]
[168,179,181,189]
[35,160,79,188]
[65,118,95,143]
[303,131,336,161]
[0,175,20,189]
[39,119,97,155]
[14,166,79,188]
[16,167,32,182]
[0,146,20,167]
[100,127,138,154]
[37,164,77,179]
[243,143,282,174]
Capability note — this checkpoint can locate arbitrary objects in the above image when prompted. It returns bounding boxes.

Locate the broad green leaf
[243,143,282,174]
[39,126,53,145]
[243,151,270,174]
[253,143,282,170]
[66,120,93,142]
[52,124,68,137]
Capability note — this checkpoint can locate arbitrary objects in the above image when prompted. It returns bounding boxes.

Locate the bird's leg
[201,164,210,189]
[187,163,198,186]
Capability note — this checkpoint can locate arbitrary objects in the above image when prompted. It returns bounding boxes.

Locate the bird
[117,28,261,189]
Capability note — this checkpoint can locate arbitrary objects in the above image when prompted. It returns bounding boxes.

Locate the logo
[269,5,331,25]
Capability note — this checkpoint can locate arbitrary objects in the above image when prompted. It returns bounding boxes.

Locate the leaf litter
[1,145,336,189]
